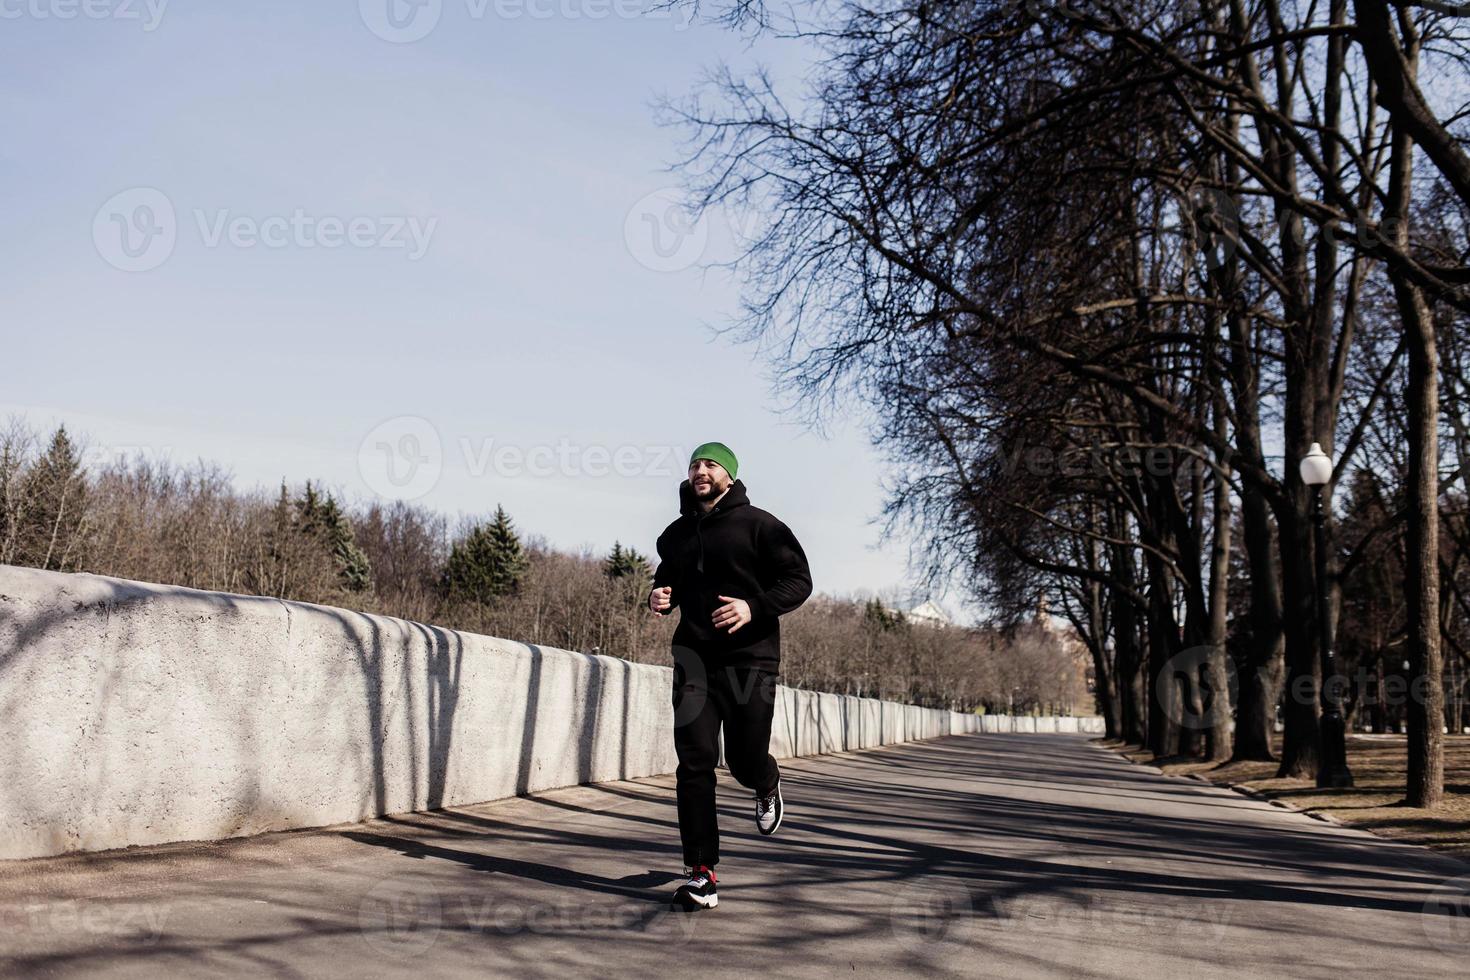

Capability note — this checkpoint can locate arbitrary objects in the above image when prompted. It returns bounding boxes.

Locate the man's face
[688,458,732,498]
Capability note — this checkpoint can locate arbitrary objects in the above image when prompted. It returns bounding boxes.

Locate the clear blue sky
[0,1,960,616]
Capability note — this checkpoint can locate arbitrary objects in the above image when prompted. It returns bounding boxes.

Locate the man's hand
[649,586,673,616]
[712,595,752,634]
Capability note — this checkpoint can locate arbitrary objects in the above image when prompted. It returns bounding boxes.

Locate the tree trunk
[1089,588,1119,738]
[1276,501,1323,777]
[1222,278,1285,761]
[1402,291,1444,806]
[1235,484,1284,760]
[1111,534,1146,745]
[1380,21,1445,805]
[1204,444,1235,762]
[1145,555,1182,758]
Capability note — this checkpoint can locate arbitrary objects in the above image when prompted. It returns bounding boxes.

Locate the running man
[648,442,813,911]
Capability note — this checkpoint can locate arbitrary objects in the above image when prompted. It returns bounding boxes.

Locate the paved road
[2,734,1467,978]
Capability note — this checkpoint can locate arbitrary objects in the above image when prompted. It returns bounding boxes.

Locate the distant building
[906,599,952,628]
[877,598,953,628]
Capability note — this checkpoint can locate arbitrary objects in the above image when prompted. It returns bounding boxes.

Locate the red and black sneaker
[672,864,718,911]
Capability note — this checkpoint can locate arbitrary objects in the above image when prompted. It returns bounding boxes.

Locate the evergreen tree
[21,425,89,571]
[322,496,372,593]
[255,481,297,596]
[251,480,334,599]
[295,481,324,537]
[294,480,372,594]
[484,504,527,594]
[604,541,626,578]
[603,541,651,580]
[444,504,526,605]
[863,597,904,632]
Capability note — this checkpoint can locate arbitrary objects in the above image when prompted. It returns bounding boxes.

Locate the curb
[1102,743,1344,825]
[1096,741,1470,870]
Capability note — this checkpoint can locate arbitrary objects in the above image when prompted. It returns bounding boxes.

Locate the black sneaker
[755,778,783,836]
[672,864,718,911]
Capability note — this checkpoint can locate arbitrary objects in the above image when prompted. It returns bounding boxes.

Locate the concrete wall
[0,565,1102,860]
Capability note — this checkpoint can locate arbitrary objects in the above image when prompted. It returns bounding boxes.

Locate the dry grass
[1100,734,1470,858]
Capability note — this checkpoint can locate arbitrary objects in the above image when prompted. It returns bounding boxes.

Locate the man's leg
[672,650,725,867]
[721,664,780,798]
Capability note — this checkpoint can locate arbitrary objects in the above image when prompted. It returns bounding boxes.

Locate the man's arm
[648,532,680,612]
[746,519,812,619]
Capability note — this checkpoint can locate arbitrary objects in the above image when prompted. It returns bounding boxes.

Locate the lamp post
[1300,442,1354,788]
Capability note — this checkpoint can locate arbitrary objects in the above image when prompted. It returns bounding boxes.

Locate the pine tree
[296,481,323,537]
[603,541,651,580]
[484,504,527,594]
[251,480,331,599]
[604,541,626,578]
[294,480,372,594]
[320,494,372,593]
[444,504,526,605]
[311,491,361,592]
[254,481,297,596]
[21,425,89,571]
[864,597,904,632]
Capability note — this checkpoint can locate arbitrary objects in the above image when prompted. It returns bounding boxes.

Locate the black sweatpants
[670,648,781,868]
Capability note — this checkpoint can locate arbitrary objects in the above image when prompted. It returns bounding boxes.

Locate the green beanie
[689,441,738,480]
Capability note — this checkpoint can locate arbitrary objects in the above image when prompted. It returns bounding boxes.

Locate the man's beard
[692,480,726,498]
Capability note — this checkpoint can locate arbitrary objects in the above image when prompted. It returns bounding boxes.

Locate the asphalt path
[2,733,1467,978]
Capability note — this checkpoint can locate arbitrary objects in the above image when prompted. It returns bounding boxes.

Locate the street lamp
[1299,442,1354,788]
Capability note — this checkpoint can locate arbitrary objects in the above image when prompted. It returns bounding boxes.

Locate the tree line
[0,416,1086,715]
[662,0,1470,806]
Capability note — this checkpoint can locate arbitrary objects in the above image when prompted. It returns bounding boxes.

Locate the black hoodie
[649,478,813,673]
